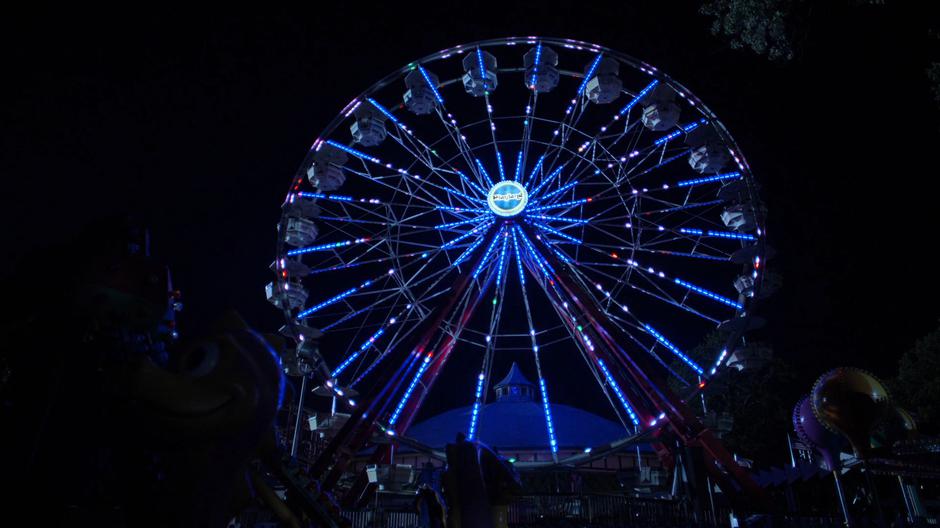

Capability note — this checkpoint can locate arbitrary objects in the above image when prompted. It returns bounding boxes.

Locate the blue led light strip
[529,220,582,245]
[577,54,604,97]
[443,185,485,204]
[472,230,504,279]
[653,119,706,146]
[527,197,588,213]
[331,327,386,378]
[453,231,491,267]
[495,149,506,180]
[325,139,380,163]
[679,228,756,241]
[645,199,724,215]
[529,42,542,88]
[297,192,355,202]
[707,230,756,241]
[512,151,523,181]
[527,165,565,198]
[474,158,495,188]
[643,324,704,375]
[467,371,486,440]
[511,228,525,287]
[633,149,692,178]
[388,354,432,426]
[676,171,741,188]
[456,170,488,197]
[442,220,494,249]
[366,97,401,126]
[436,205,489,214]
[674,278,742,309]
[618,80,659,116]
[435,216,490,230]
[533,179,579,204]
[417,65,444,104]
[525,155,545,186]
[297,281,370,319]
[516,227,555,278]
[286,237,370,256]
[538,378,559,453]
[596,358,640,426]
[525,213,586,224]
[495,231,509,286]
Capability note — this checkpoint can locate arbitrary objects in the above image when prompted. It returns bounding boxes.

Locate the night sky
[4,4,939,412]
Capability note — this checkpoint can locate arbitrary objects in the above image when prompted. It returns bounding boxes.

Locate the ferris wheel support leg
[529,229,770,510]
[313,245,493,505]
[338,268,494,508]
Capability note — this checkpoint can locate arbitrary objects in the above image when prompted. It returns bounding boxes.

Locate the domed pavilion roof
[406,363,629,450]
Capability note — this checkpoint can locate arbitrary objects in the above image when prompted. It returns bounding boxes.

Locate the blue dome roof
[406,399,629,450]
[406,364,630,450]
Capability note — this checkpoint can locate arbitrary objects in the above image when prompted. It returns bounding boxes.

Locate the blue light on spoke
[298,280,372,319]
[474,158,495,187]
[453,231,491,266]
[325,139,380,163]
[471,230,504,279]
[676,171,741,188]
[597,358,640,426]
[467,372,486,440]
[527,165,565,199]
[618,80,659,116]
[653,119,706,146]
[538,378,559,453]
[527,197,588,213]
[366,97,402,126]
[287,237,371,256]
[388,354,433,426]
[417,65,444,105]
[456,170,488,197]
[442,220,494,249]
[643,324,704,375]
[674,278,742,309]
[577,54,604,97]
[533,179,579,204]
[331,327,386,378]
[513,151,524,181]
[525,155,545,186]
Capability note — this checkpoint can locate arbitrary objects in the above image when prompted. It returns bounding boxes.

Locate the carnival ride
[266,37,768,514]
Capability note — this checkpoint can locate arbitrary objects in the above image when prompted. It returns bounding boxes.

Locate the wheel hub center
[486,180,528,217]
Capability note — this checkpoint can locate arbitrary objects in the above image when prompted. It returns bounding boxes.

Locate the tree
[699,0,809,61]
[667,330,799,466]
[891,322,940,435]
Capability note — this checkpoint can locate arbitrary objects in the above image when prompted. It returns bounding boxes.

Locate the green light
[577,325,583,332]
[508,457,516,463]
[492,297,497,305]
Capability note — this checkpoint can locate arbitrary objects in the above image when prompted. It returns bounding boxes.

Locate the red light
[586,197,593,202]
[611,252,618,259]
[698,381,706,388]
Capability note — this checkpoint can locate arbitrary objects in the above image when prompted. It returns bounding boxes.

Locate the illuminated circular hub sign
[487,180,528,217]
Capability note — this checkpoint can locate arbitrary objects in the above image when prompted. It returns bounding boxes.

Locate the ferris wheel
[268,37,767,500]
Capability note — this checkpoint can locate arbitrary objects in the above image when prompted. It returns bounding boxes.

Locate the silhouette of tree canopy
[892,322,940,436]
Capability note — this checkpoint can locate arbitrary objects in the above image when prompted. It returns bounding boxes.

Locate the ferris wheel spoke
[509,227,559,458]
[527,265,642,433]
[465,237,510,440]
[386,253,494,431]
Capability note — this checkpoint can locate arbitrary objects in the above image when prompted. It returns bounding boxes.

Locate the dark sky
[4,3,939,401]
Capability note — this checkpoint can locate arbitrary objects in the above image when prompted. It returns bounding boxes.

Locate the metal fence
[343,494,844,528]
